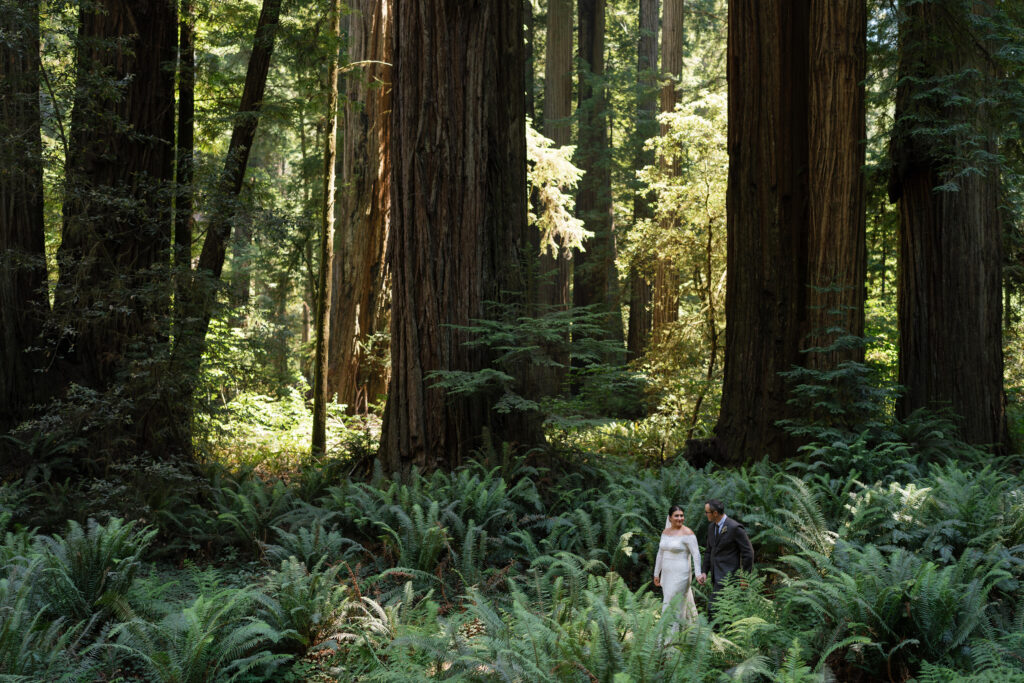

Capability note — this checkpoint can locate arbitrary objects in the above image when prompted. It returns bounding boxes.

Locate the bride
[652,505,701,625]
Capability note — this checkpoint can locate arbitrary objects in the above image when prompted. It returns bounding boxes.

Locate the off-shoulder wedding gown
[654,533,701,624]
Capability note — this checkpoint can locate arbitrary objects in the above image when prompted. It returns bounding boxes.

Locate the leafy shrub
[258,556,350,654]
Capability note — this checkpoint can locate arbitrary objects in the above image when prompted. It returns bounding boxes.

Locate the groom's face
[705,504,722,524]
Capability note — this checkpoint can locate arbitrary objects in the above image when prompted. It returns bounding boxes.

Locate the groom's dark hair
[706,499,725,514]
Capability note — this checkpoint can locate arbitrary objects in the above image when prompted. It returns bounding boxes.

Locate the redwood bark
[175,0,195,280]
[627,0,658,362]
[381,0,538,474]
[806,0,866,366]
[0,0,49,428]
[651,0,684,336]
[56,0,178,389]
[574,0,622,346]
[716,0,810,463]
[313,0,342,456]
[328,0,392,414]
[540,0,573,315]
[888,0,1004,447]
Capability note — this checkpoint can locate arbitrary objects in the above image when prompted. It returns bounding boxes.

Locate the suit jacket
[701,516,754,590]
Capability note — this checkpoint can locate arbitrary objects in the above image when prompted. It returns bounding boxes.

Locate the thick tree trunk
[56,0,178,391]
[313,0,342,456]
[889,0,1004,447]
[328,0,392,414]
[716,0,810,463]
[0,0,49,429]
[806,0,866,367]
[626,0,658,362]
[381,0,538,474]
[651,0,684,336]
[574,0,622,346]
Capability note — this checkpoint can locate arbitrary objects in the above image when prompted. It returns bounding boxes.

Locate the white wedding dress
[654,533,701,624]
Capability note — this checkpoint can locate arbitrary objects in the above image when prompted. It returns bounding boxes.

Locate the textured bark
[574,0,622,345]
[539,0,573,315]
[175,0,195,279]
[627,0,658,362]
[889,0,1004,447]
[651,0,684,336]
[313,0,342,456]
[716,0,810,463]
[328,0,392,414]
[806,0,866,366]
[55,0,178,389]
[0,0,49,428]
[381,0,538,474]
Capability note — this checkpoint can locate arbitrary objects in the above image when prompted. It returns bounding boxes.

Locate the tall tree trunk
[381,0,539,474]
[328,0,392,414]
[535,0,574,396]
[574,0,622,346]
[540,0,573,316]
[715,0,810,463]
[313,0,342,456]
[651,0,683,336]
[174,0,284,453]
[175,0,195,290]
[888,0,1004,447]
[0,0,49,429]
[627,0,658,362]
[806,0,866,367]
[56,0,178,391]
[525,0,536,123]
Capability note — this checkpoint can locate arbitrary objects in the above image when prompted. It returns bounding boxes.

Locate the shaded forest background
[4,0,1024,479]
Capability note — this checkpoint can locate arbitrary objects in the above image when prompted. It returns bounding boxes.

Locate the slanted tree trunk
[313,0,342,456]
[715,0,810,463]
[574,0,622,346]
[806,0,866,367]
[174,0,284,454]
[651,0,683,337]
[0,0,49,429]
[328,0,392,414]
[888,0,1004,447]
[56,0,178,391]
[381,0,539,474]
[627,0,658,362]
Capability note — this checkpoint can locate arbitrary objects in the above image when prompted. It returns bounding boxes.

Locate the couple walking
[652,499,754,625]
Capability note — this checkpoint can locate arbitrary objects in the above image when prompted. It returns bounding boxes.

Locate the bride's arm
[653,541,663,581]
[686,534,701,578]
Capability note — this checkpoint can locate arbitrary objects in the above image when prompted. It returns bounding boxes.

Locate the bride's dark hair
[667,505,684,516]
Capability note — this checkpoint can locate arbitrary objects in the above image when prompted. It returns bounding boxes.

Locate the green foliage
[258,557,349,655]
[37,518,156,623]
[108,587,291,683]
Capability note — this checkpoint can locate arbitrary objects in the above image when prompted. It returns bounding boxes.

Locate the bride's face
[670,510,685,527]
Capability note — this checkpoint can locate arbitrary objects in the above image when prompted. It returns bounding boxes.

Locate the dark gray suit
[701,516,754,613]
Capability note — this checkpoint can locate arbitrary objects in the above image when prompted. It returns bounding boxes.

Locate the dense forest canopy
[2,0,1024,680]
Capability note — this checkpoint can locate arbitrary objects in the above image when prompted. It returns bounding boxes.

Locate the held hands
[696,573,706,585]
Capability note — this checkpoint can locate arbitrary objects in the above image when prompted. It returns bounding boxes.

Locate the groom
[697,499,754,616]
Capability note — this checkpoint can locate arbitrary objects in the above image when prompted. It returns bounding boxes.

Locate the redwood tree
[715,0,866,463]
[328,0,392,414]
[574,0,622,345]
[626,0,659,361]
[0,0,49,429]
[888,0,1005,447]
[55,0,178,391]
[381,0,539,474]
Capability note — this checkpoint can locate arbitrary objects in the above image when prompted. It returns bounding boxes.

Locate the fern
[258,556,350,654]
